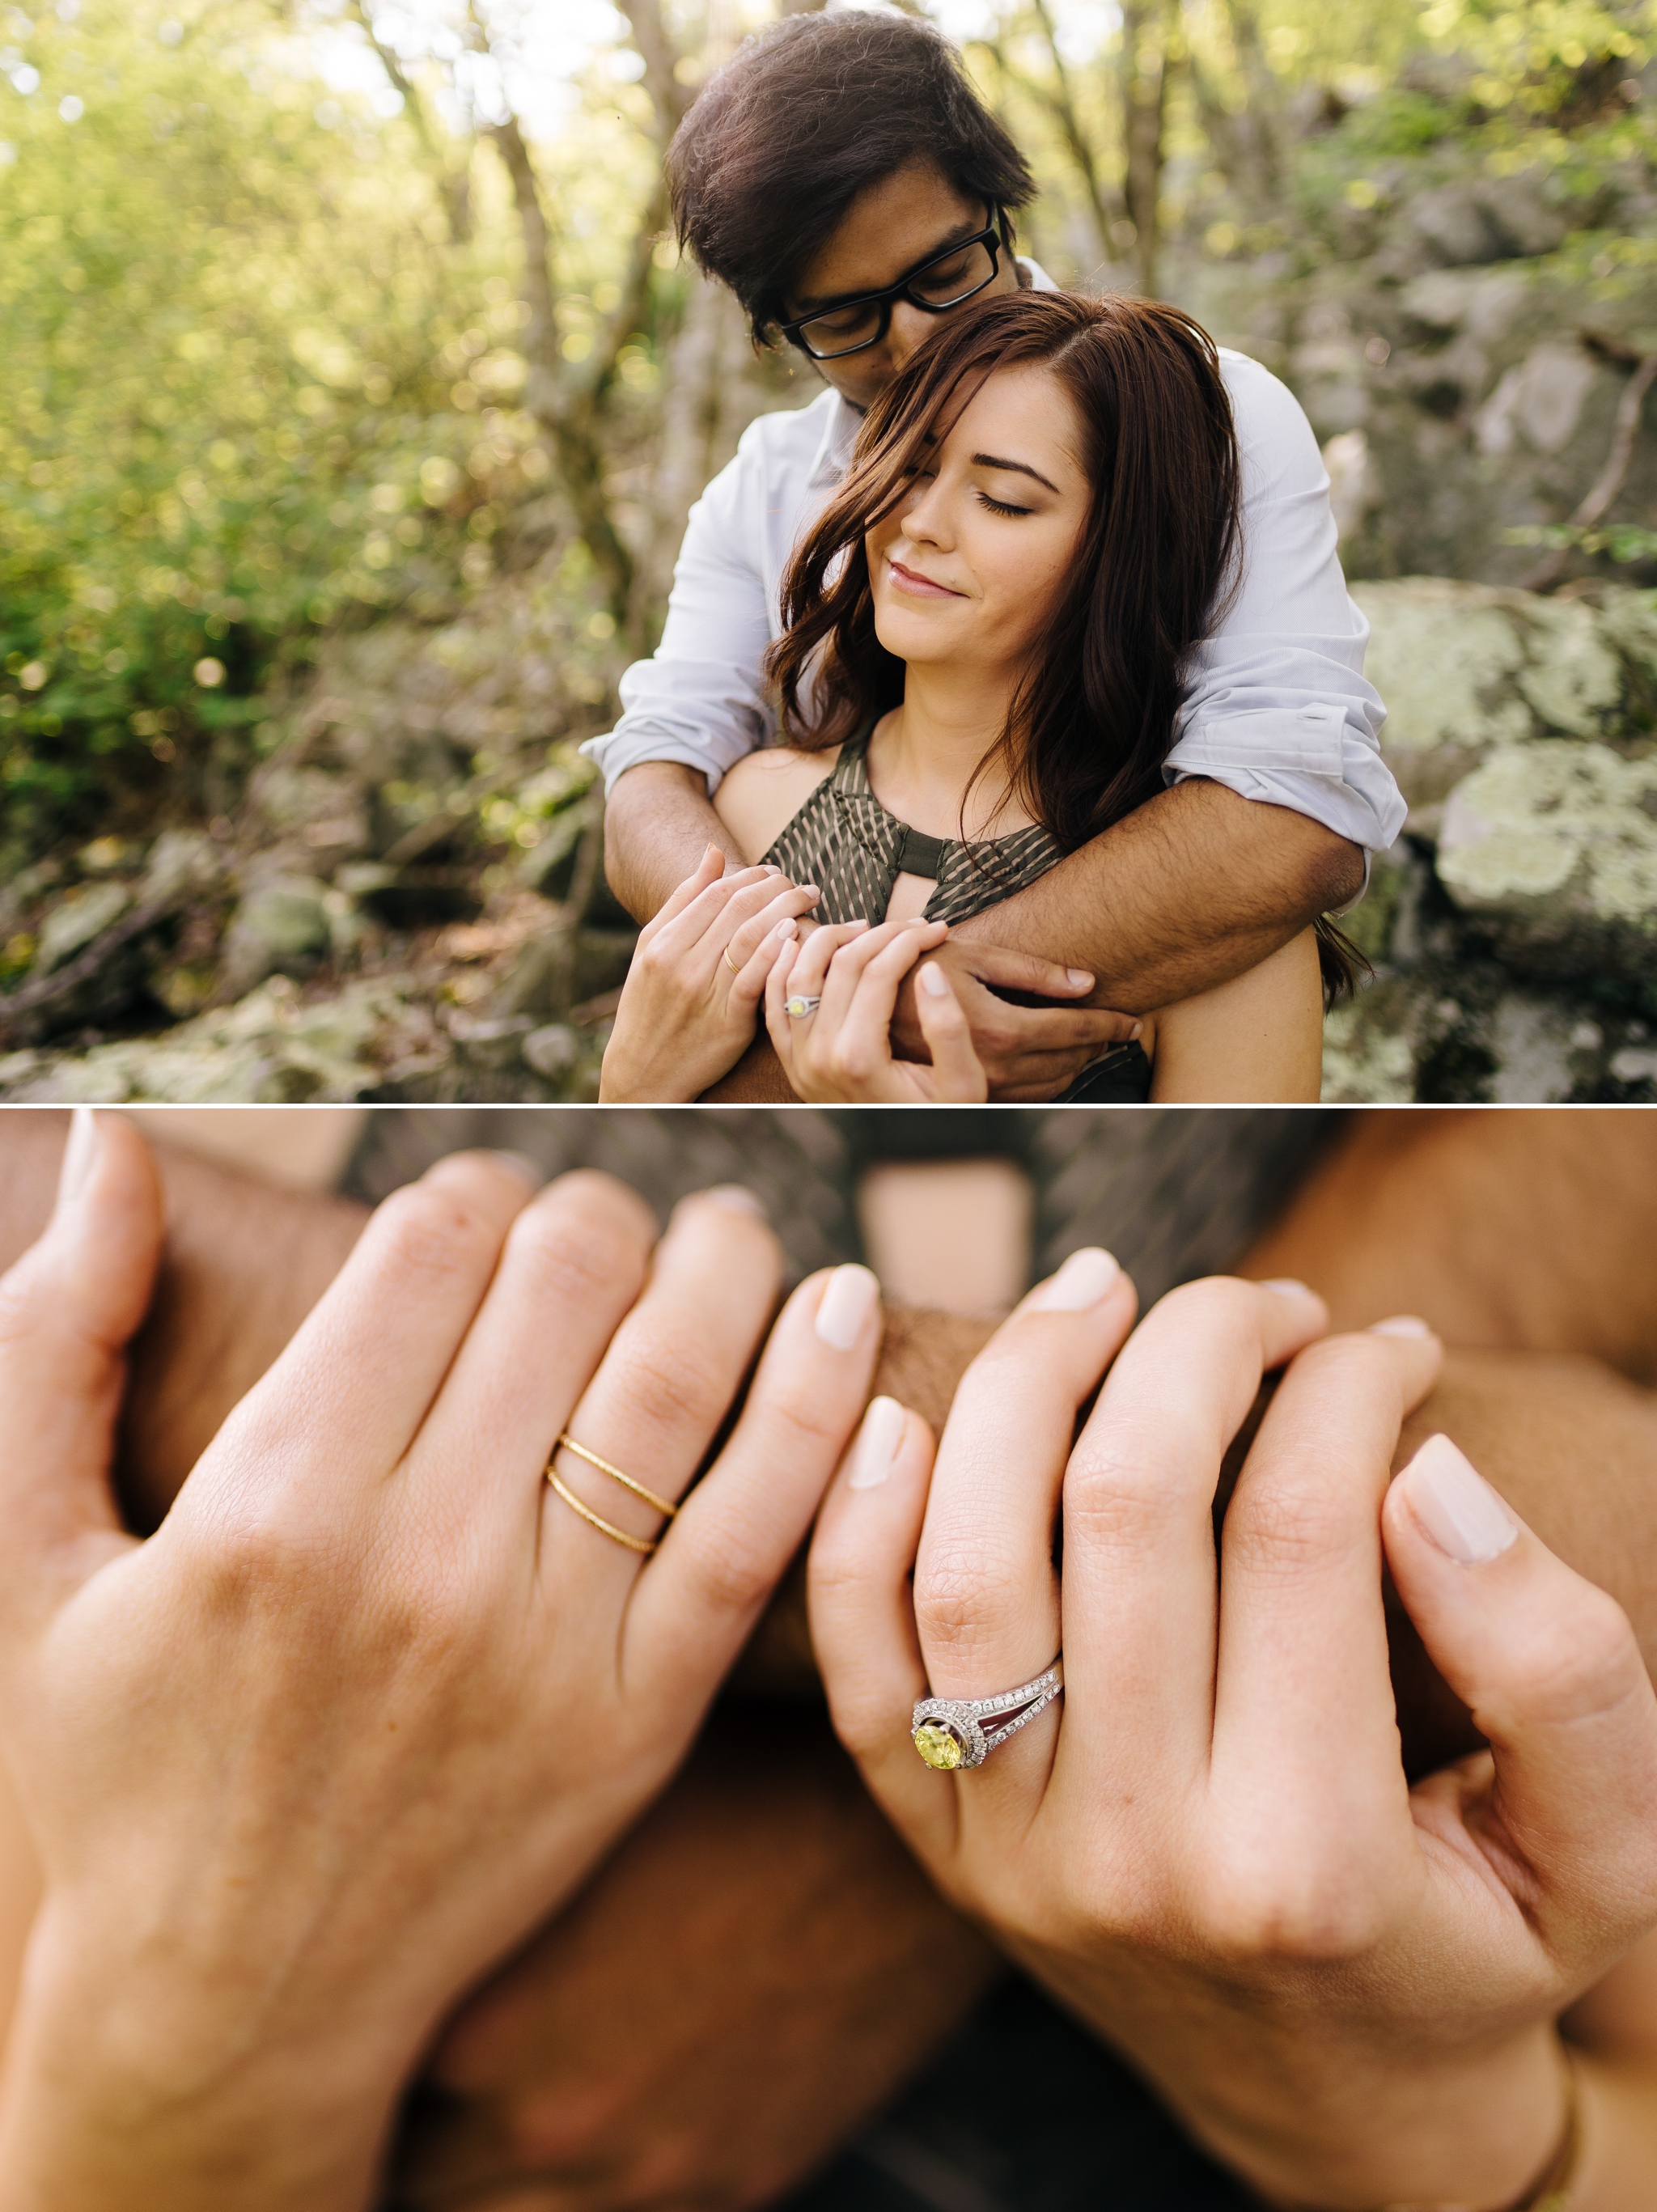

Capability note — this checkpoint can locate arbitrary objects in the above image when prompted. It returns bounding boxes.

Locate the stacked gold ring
[545,1432,677,1556]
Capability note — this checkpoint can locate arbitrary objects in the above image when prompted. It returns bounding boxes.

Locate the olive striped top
[761,727,1066,927]
[760,723,1155,1102]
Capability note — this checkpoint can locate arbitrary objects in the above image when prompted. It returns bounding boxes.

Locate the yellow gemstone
[913,1722,963,1770]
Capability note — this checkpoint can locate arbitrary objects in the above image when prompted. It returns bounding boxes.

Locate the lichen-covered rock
[1435,739,1657,981]
[220,875,333,994]
[0,970,606,1104]
[34,880,131,973]
[1352,579,1652,826]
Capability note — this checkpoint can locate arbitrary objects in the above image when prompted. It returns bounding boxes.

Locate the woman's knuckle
[1157,1276,1257,1335]
[515,1209,642,1314]
[1227,1477,1352,1578]
[619,1327,728,1433]
[1202,1855,1384,1964]
[678,1519,772,1617]
[1496,1588,1640,1722]
[375,1184,498,1284]
[913,1541,1019,1651]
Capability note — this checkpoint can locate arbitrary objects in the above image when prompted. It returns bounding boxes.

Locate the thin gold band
[554,1433,679,1519]
[723,947,742,976]
[546,1474,658,1555]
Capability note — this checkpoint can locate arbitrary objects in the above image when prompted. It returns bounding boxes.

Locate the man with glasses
[588,11,1405,1101]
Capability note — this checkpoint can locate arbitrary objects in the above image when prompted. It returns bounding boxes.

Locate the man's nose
[887,298,939,368]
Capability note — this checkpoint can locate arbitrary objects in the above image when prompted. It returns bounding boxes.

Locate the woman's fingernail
[777,918,798,940]
[1402,1434,1518,1565]
[1066,968,1092,988]
[1027,1247,1121,1312]
[798,884,820,899]
[1370,1315,1435,1337]
[918,962,950,998]
[489,1150,548,1190]
[849,1396,907,1489]
[816,1263,881,1350]
[55,1104,100,1212]
[702,1184,767,1218]
[1259,1278,1317,1298]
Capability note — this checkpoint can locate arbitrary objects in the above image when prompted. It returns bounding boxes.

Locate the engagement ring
[785,994,822,1019]
[912,1658,1063,1770]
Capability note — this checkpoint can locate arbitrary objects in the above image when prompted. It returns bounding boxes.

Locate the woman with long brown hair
[600,290,1348,1104]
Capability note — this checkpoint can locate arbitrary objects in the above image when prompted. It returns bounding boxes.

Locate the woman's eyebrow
[971,451,1061,494]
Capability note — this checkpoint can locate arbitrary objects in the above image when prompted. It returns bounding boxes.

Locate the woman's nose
[901,485,951,550]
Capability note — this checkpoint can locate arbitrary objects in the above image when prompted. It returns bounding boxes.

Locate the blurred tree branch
[460,0,689,642]
[973,6,1124,271]
[1189,0,1282,217]
[348,0,473,241]
[1121,0,1174,295]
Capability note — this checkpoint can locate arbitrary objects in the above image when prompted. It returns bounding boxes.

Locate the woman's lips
[887,556,964,600]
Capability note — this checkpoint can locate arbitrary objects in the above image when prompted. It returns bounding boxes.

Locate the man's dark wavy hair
[666,13,1036,342]
[765,289,1365,1005]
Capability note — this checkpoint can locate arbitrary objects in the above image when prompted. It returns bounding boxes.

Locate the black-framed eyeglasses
[778,218,1005,362]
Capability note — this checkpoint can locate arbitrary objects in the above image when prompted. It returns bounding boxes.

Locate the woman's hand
[600,845,820,1100]
[765,915,987,1104]
[810,1261,1657,2210]
[0,1112,884,2212]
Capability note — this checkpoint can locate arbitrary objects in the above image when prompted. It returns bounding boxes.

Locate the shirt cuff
[582,727,731,799]
[1166,707,1407,860]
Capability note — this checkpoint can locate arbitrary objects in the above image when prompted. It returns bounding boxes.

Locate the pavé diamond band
[912,1657,1063,1771]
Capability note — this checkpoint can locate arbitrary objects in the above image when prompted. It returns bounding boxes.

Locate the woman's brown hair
[765,288,1363,1002]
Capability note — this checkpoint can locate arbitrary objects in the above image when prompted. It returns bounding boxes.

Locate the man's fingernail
[1401,1434,1518,1564]
[489,1150,548,1190]
[1259,1278,1317,1298]
[1370,1315,1435,1337]
[55,1104,100,1211]
[816,1263,881,1350]
[849,1396,907,1489]
[1129,1020,1143,1040]
[1027,1247,1121,1312]
[701,1184,767,1218]
[1066,968,1092,988]
[918,962,950,999]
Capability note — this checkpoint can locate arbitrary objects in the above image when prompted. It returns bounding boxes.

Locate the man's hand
[948,782,1363,1015]
[887,935,1140,1100]
[388,1710,999,2212]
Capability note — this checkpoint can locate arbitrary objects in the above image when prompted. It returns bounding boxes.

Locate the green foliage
[1507,521,1657,560]
[0,0,545,863]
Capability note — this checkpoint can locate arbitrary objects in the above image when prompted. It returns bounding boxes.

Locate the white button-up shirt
[585,303,1405,861]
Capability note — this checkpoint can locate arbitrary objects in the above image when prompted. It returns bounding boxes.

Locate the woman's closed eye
[975,489,1032,518]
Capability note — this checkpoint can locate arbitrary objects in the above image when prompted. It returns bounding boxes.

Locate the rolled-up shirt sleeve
[583,414,795,798]
[1168,353,1405,861]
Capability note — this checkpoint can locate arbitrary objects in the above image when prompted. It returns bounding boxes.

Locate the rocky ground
[5,125,1656,1104]
[4,570,1652,1107]
[0,574,636,1104]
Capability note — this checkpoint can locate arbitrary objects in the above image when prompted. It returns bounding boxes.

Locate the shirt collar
[807,392,861,490]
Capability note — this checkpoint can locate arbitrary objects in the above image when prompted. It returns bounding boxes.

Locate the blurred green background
[2,0,1655,1101]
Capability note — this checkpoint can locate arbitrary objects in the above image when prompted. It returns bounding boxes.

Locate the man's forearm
[601,761,748,925]
[950,781,1363,1014]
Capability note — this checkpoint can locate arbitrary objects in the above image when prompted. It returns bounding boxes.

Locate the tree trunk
[1121,0,1170,297]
